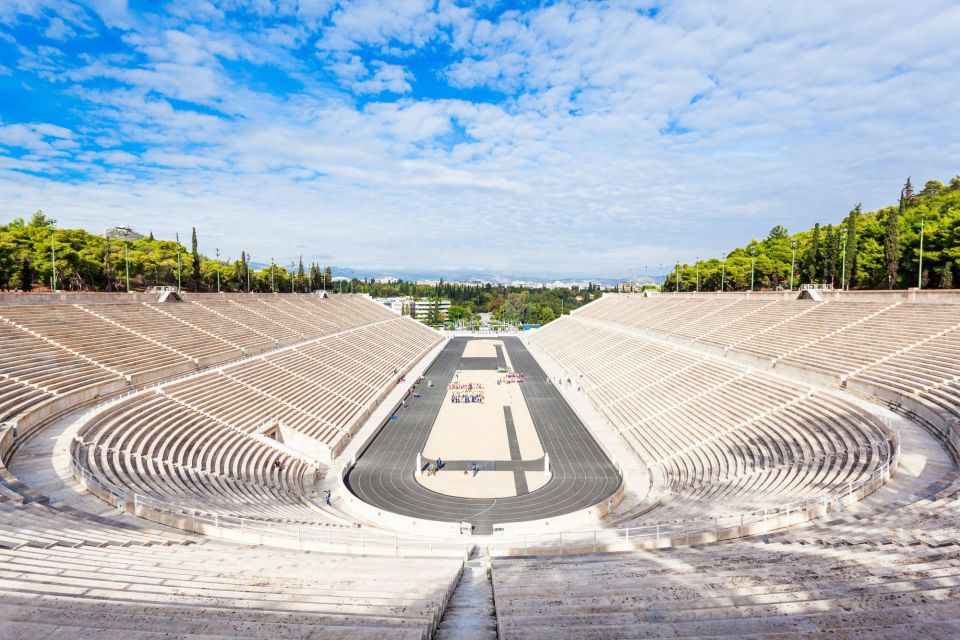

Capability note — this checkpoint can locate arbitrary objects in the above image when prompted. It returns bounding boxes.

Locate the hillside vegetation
[664,176,960,291]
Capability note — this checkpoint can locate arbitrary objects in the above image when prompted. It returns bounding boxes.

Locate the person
[323,490,332,506]
[471,463,478,477]
[436,457,443,470]
[273,458,283,471]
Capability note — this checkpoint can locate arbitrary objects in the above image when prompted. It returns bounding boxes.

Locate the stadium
[3,1,960,638]
[0,286,959,638]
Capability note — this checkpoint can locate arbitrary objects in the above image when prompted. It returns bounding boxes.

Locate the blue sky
[1,0,959,277]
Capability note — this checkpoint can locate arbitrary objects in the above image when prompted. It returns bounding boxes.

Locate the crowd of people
[498,371,525,385]
[448,381,485,403]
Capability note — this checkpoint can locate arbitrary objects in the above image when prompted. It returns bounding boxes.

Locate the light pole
[918,214,925,290]
[721,259,726,292]
[50,228,57,292]
[216,248,221,293]
[790,240,797,291]
[695,258,700,293]
[290,261,296,293]
[270,258,275,292]
[750,248,756,292]
[246,254,251,292]
[176,232,182,291]
[675,262,680,293]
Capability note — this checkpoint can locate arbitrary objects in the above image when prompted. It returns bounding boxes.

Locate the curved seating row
[530,313,895,528]
[491,536,960,638]
[73,316,441,525]
[0,496,461,640]
[568,295,960,436]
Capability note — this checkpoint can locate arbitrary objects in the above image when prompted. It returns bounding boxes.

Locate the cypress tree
[297,256,305,292]
[191,227,201,291]
[808,223,820,283]
[843,204,860,288]
[19,256,34,291]
[240,251,248,292]
[940,262,953,289]
[823,224,835,286]
[885,184,905,288]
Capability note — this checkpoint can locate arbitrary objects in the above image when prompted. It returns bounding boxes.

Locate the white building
[411,299,451,322]
[371,296,412,315]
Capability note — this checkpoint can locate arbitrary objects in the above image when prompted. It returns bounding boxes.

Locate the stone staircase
[436,556,498,640]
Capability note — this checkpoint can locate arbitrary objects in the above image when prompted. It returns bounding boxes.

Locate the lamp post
[290,261,296,293]
[50,228,57,292]
[675,262,680,293]
[246,254,251,293]
[750,248,756,292]
[721,259,726,292]
[695,257,700,293]
[176,232,182,291]
[124,242,130,292]
[918,214,925,290]
[790,240,797,291]
[216,248,221,294]
[270,258,275,292]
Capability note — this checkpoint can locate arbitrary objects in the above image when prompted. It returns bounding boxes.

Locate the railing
[800,283,835,291]
[490,431,900,556]
[147,286,181,293]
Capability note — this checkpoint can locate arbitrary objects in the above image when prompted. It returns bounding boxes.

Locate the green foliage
[664,174,960,291]
[0,214,326,293]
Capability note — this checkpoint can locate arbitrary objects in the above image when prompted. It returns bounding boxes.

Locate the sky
[1,0,959,278]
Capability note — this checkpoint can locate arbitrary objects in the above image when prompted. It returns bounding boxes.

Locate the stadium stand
[529,310,896,526]
[3,289,960,638]
[562,294,960,447]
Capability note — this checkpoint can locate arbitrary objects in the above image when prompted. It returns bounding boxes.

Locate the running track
[344,337,621,533]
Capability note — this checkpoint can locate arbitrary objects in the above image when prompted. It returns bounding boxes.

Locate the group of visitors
[448,381,485,404]
[498,371,524,385]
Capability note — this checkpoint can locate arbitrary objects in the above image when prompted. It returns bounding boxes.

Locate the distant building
[375,276,400,284]
[372,296,411,315]
[411,299,451,322]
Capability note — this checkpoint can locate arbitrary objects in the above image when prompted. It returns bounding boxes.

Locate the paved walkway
[345,337,621,533]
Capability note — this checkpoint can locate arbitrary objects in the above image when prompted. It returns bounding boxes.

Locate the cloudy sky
[1,1,958,277]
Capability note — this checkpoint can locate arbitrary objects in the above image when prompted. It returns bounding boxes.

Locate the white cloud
[0,0,958,276]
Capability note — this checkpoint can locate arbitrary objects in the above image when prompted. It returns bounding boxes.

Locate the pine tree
[885,184,905,288]
[808,223,820,283]
[240,251,248,292]
[324,266,332,290]
[940,262,953,289]
[148,231,154,241]
[191,227,201,291]
[843,204,860,288]
[297,256,305,293]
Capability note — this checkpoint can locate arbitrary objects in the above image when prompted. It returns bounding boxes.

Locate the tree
[885,184,904,288]
[768,225,789,240]
[808,223,820,283]
[18,255,34,291]
[843,204,860,288]
[297,256,305,293]
[823,224,836,286]
[190,227,201,291]
[940,262,954,289]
